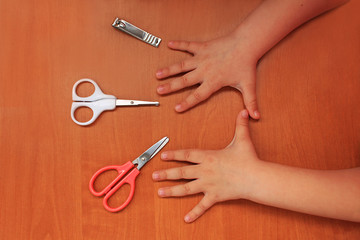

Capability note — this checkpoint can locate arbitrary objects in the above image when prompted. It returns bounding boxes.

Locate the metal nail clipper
[112,18,161,47]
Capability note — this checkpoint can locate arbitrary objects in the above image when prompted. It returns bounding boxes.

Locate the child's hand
[156,35,260,119]
[152,110,260,222]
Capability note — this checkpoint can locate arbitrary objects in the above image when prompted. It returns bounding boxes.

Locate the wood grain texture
[0,0,359,239]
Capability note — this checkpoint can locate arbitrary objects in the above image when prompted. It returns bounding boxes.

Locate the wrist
[241,158,267,201]
[228,27,262,64]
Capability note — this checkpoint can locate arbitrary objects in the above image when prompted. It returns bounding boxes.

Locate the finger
[156,59,197,79]
[241,84,260,119]
[175,83,216,112]
[233,109,251,143]
[157,72,200,95]
[161,149,205,163]
[152,165,199,181]
[168,40,201,54]
[184,196,215,223]
[157,181,201,197]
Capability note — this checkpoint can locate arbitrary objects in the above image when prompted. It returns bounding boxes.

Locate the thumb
[234,109,251,144]
[225,109,252,149]
[242,84,260,120]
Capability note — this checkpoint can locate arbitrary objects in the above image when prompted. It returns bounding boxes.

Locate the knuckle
[237,121,248,128]
[183,183,191,194]
[161,171,168,179]
[162,67,170,75]
[179,168,186,179]
[197,203,206,212]
[162,83,171,91]
[181,75,188,87]
[192,91,203,103]
[183,150,191,161]
[197,201,210,212]
[245,98,257,108]
[165,187,172,196]
[180,60,186,71]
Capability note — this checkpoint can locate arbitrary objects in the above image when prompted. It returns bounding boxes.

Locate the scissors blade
[133,137,169,170]
[116,99,159,107]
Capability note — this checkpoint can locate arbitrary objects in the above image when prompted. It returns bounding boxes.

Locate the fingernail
[241,110,248,118]
[152,172,160,180]
[161,152,167,159]
[156,70,163,78]
[157,85,164,93]
[175,104,182,112]
[254,111,260,118]
[184,215,191,223]
[158,189,165,197]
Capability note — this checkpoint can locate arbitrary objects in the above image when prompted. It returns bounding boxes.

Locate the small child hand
[156,35,260,119]
[152,110,260,222]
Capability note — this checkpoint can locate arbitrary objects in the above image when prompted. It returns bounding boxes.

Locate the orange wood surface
[0,0,359,239]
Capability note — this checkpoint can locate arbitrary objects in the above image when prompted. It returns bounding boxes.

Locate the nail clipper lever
[112,18,161,48]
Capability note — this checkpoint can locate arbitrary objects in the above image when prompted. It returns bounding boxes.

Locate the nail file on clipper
[112,18,161,48]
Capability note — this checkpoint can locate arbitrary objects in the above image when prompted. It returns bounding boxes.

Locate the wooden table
[1,0,359,239]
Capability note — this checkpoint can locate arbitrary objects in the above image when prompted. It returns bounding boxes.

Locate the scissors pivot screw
[141,157,146,162]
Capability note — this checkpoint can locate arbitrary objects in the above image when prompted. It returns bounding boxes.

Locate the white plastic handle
[71,79,116,126]
[71,99,116,126]
[72,78,115,101]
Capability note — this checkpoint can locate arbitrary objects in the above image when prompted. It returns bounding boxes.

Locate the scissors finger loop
[71,99,116,126]
[72,78,113,101]
[89,163,134,197]
[102,168,140,212]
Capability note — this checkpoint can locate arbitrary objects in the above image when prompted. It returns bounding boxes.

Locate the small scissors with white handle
[71,78,159,126]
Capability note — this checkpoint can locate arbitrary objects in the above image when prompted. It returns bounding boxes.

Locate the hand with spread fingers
[156,0,350,118]
[153,110,360,223]
[152,110,260,223]
[156,37,260,119]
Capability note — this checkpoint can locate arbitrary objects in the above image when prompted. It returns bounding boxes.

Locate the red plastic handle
[103,168,140,212]
[89,161,134,197]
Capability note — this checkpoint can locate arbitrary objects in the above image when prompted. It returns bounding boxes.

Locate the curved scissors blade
[133,137,169,170]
